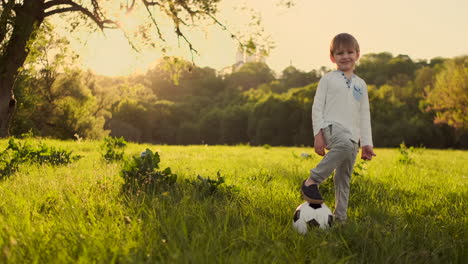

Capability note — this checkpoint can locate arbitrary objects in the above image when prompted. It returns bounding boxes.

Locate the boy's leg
[303,123,355,203]
[309,124,355,184]
[333,142,358,222]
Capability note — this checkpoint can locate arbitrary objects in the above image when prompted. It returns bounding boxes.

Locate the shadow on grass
[117,175,250,263]
[333,176,468,264]
[117,167,466,263]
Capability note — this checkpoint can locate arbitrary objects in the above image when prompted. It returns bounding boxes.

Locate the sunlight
[65,0,468,77]
[118,12,140,33]
[79,30,160,76]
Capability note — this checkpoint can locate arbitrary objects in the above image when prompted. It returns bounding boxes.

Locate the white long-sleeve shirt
[312,70,373,146]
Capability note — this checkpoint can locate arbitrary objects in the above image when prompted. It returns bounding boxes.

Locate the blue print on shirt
[353,85,363,101]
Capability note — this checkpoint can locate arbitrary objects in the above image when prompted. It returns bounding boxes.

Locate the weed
[101,136,127,162]
[120,149,177,194]
[188,171,239,198]
[0,138,82,179]
[398,142,414,164]
[19,130,35,139]
[37,195,59,216]
[353,160,368,178]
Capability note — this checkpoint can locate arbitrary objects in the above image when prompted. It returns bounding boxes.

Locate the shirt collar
[334,70,356,79]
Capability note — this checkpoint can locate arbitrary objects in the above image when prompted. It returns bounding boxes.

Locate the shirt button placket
[340,72,351,88]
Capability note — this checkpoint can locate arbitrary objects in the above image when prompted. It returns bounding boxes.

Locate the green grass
[0,139,466,263]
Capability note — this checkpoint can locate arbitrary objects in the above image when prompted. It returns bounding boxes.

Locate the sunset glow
[75,30,154,76]
[64,0,468,76]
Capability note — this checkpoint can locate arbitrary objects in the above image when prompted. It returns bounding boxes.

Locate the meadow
[0,138,466,263]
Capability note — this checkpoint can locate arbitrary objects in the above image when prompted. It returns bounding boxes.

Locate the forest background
[11,23,468,149]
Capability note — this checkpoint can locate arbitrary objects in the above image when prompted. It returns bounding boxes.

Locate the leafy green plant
[101,136,127,162]
[353,160,368,178]
[19,130,35,139]
[120,149,177,194]
[398,142,414,164]
[188,171,239,197]
[0,138,82,179]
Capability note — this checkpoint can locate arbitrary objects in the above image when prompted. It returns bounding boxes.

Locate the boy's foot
[301,180,324,204]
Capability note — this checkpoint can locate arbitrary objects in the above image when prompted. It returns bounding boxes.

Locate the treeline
[11,25,468,148]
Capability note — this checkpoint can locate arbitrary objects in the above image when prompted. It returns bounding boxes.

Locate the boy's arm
[360,81,376,160]
[312,77,328,155]
[312,77,328,156]
[361,145,376,160]
[314,130,326,156]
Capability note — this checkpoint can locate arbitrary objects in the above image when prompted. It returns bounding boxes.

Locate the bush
[187,172,239,198]
[398,142,414,164]
[0,138,82,179]
[101,136,127,162]
[120,149,177,194]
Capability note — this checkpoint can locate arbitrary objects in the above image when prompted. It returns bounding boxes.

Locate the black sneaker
[301,180,324,204]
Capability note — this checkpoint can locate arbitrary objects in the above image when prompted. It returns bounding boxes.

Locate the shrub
[101,136,127,162]
[398,142,414,164]
[120,149,177,194]
[0,138,82,179]
[188,171,239,198]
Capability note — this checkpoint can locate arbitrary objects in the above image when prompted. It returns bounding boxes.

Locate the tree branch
[44,0,117,29]
[127,0,136,13]
[44,7,79,17]
[44,0,73,10]
[141,0,165,42]
[205,13,244,48]
[0,0,14,45]
[141,0,160,6]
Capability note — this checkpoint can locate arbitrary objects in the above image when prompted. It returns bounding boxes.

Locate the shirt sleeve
[360,81,373,146]
[312,76,327,136]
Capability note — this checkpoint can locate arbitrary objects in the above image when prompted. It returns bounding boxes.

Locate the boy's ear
[356,51,360,60]
[330,54,336,63]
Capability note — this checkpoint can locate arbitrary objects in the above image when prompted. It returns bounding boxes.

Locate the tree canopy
[0,0,232,137]
[12,38,468,148]
[425,56,468,132]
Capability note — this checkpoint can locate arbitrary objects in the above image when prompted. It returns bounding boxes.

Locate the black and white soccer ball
[292,202,334,234]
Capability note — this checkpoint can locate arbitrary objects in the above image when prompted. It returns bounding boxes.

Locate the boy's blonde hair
[330,33,360,56]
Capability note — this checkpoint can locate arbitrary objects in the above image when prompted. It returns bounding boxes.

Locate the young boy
[301,33,376,223]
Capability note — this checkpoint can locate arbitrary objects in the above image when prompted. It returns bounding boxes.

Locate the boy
[301,33,376,223]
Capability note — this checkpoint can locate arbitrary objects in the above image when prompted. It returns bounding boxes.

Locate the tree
[225,62,275,91]
[356,52,393,86]
[280,66,320,90]
[12,22,108,139]
[0,0,227,137]
[425,56,468,133]
[145,57,223,100]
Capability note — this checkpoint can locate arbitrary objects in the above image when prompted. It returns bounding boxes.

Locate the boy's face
[330,47,360,73]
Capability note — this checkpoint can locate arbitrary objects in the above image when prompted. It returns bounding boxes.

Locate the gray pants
[310,122,359,222]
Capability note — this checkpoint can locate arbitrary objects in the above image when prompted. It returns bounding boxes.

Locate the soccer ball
[292,202,334,234]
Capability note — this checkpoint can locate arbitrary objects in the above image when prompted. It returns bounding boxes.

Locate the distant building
[219,47,266,76]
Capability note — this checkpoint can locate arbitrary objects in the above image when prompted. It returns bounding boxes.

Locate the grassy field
[0,138,466,263]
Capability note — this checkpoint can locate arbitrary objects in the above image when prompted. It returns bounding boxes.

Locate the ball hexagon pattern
[292,202,334,234]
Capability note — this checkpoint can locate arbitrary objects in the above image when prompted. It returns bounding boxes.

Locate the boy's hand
[314,130,326,156]
[361,145,376,160]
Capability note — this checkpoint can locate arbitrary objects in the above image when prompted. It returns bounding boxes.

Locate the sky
[65,0,468,76]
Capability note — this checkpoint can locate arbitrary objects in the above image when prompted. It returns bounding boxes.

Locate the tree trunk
[0,0,44,137]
